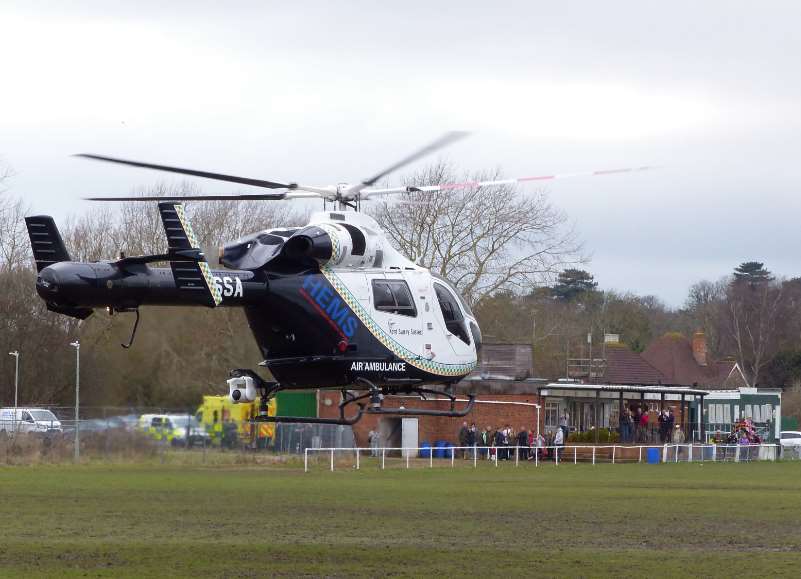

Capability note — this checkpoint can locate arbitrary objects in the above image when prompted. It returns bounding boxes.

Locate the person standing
[517,427,529,461]
[368,429,380,457]
[672,424,685,444]
[493,427,504,461]
[480,426,490,459]
[621,407,632,443]
[559,410,570,441]
[458,421,469,458]
[466,422,477,459]
[639,407,649,443]
[553,428,564,461]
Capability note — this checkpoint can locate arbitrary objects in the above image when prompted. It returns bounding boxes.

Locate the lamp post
[8,351,19,434]
[69,340,80,462]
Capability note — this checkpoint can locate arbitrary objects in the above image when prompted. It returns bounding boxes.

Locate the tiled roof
[641,334,746,389]
[601,343,666,385]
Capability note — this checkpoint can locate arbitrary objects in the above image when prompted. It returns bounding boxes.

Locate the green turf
[0,460,800,577]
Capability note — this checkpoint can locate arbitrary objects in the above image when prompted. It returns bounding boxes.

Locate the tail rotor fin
[158,202,222,307]
[24,216,72,272]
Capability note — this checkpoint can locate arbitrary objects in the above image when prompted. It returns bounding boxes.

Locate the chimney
[692,331,708,366]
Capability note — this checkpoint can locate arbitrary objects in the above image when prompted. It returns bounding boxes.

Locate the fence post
[356,448,360,470]
[494,446,498,467]
[406,450,410,469]
[330,448,334,472]
[381,448,385,470]
[515,446,519,467]
[638,446,642,463]
[592,446,596,465]
[535,446,539,467]
[556,446,560,465]
[735,445,740,462]
[304,448,308,473]
[574,446,577,465]
[712,444,717,462]
[430,448,433,469]
[473,447,478,469]
[662,444,667,463]
[688,444,693,463]
[612,445,616,464]
[451,447,455,468]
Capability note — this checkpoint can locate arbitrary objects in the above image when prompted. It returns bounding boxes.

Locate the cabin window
[434,283,470,345]
[372,280,417,317]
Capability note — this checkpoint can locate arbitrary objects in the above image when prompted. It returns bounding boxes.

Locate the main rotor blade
[362,166,659,198]
[76,154,295,190]
[85,193,289,201]
[355,131,470,190]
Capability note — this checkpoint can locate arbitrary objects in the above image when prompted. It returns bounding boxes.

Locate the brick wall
[318,392,542,447]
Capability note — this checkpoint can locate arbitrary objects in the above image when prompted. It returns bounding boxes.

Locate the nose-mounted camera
[227,376,257,403]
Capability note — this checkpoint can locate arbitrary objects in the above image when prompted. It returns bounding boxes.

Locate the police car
[138,414,210,447]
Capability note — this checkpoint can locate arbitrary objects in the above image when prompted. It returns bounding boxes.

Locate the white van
[0,408,63,436]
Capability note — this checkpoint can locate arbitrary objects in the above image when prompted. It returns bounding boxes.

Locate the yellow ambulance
[195,395,276,448]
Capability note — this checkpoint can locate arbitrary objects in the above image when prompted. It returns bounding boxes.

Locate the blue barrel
[419,442,432,458]
[646,447,661,464]
[434,440,447,458]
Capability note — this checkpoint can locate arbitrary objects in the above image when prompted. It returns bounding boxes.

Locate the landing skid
[229,369,475,426]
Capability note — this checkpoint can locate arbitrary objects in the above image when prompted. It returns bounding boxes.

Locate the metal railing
[303,443,781,472]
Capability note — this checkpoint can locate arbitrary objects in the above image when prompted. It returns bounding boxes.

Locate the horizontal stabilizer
[158,202,221,307]
[25,216,71,272]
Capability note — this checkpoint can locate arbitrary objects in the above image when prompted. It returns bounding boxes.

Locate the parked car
[138,414,210,447]
[0,407,63,437]
[780,431,801,457]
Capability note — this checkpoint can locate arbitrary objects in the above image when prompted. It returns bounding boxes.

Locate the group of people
[711,419,762,445]
[458,422,550,461]
[619,405,685,444]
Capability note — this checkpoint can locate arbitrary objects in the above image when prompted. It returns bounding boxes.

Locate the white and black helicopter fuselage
[238,210,481,389]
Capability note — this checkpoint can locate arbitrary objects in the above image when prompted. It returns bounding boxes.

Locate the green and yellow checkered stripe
[321,267,476,377]
[175,203,222,306]
[317,223,342,264]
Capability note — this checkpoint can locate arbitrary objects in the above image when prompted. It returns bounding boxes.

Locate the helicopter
[25,132,652,424]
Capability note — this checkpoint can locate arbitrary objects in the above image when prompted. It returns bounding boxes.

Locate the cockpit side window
[434,283,470,345]
[431,272,474,318]
[372,280,417,317]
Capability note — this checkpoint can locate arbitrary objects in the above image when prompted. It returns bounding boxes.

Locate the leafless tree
[370,162,583,307]
[724,278,784,386]
[683,278,728,355]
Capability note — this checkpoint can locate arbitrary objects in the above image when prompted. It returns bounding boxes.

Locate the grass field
[1,460,800,577]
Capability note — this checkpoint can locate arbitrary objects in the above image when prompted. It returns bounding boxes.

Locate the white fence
[303,444,781,472]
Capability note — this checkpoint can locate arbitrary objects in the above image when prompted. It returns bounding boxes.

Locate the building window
[545,401,560,431]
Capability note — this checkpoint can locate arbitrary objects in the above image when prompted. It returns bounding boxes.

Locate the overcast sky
[2,1,800,306]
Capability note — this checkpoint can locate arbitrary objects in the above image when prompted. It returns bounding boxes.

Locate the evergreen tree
[552,269,598,301]
[733,261,772,284]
